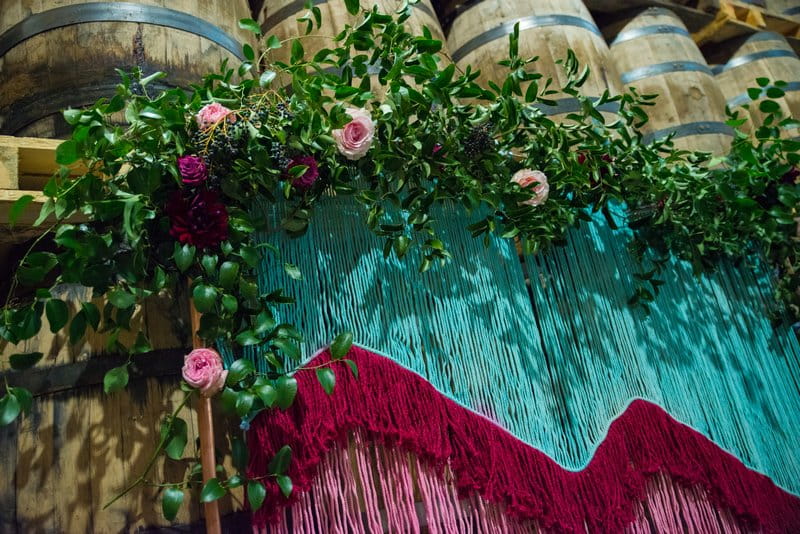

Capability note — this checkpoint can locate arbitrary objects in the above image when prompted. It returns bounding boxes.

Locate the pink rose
[182,348,228,397]
[196,102,236,130]
[332,108,374,160]
[511,169,549,207]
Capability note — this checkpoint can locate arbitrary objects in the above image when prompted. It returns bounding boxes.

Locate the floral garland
[0,0,798,521]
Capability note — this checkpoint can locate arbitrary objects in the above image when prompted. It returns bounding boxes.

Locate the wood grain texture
[447,0,622,124]
[716,32,800,136]
[610,8,732,154]
[0,0,254,137]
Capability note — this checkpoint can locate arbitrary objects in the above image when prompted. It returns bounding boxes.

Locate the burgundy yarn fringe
[248,346,800,533]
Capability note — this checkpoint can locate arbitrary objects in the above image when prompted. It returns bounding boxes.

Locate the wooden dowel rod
[189,285,222,534]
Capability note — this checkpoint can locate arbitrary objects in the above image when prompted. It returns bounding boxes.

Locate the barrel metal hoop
[612,24,690,45]
[726,81,800,109]
[642,121,734,143]
[721,49,798,72]
[745,31,787,43]
[261,0,436,33]
[451,15,602,63]
[1,81,175,135]
[0,2,245,59]
[532,97,620,116]
[786,6,800,15]
[620,61,712,85]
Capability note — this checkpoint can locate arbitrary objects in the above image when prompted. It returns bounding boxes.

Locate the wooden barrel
[609,7,733,155]
[716,32,800,137]
[0,0,254,138]
[765,0,800,18]
[446,0,623,124]
[258,0,446,87]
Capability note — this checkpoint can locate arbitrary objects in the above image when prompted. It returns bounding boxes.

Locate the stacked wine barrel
[447,0,622,124]
[0,0,254,138]
[0,0,254,531]
[609,7,732,155]
[257,0,446,94]
[716,31,800,137]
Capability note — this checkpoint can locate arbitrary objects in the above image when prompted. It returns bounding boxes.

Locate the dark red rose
[287,155,319,190]
[178,155,208,186]
[166,190,229,249]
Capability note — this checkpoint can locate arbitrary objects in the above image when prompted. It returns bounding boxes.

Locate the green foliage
[1,0,798,521]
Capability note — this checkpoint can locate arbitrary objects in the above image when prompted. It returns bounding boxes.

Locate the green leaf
[272,339,300,360]
[81,302,101,331]
[330,331,353,359]
[756,77,770,87]
[283,263,302,280]
[12,387,32,415]
[275,376,297,409]
[259,70,277,88]
[316,367,336,394]
[218,261,240,289]
[345,0,360,15]
[0,394,21,426]
[759,99,780,113]
[344,359,359,378]
[192,284,218,313]
[164,417,188,460]
[8,194,34,227]
[256,384,277,407]
[173,243,196,273]
[55,140,79,165]
[248,480,267,510]
[130,331,152,354]
[235,391,255,417]
[239,246,260,268]
[235,329,261,346]
[69,311,87,344]
[238,18,261,35]
[335,85,360,99]
[291,39,304,63]
[276,475,293,498]
[242,43,255,61]
[201,254,219,277]
[9,351,43,371]
[268,445,292,475]
[108,289,136,309]
[103,365,129,394]
[221,294,238,314]
[161,487,184,521]
[253,311,276,336]
[63,109,81,125]
[45,299,69,333]
[267,35,281,49]
[232,436,248,472]
[227,359,255,384]
[200,478,226,502]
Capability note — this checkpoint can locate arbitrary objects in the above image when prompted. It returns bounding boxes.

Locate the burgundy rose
[178,155,208,186]
[287,155,320,190]
[166,190,229,249]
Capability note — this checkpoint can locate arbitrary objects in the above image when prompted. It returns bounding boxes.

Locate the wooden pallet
[693,0,800,46]
[0,135,84,240]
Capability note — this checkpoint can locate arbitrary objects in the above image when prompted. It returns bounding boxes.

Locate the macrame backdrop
[229,197,800,532]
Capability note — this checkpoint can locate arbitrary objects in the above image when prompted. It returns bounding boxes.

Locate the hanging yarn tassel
[255,436,755,534]
[248,346,800,532]
[242,197,800,496]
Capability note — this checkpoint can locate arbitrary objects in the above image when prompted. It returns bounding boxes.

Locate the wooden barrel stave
[610,8,732,155]
[447,0,622,124]
[0,0,254,137]
[716,32,800,137]
[259,0,445,71]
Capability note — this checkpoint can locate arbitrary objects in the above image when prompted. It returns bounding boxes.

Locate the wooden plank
[0,418,18,532]
[0,348,186,397]
[15,392,57,532]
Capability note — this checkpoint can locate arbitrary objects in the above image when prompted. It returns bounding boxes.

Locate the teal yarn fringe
[230,196,800,494]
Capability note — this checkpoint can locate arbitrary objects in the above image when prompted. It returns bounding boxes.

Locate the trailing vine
[0,0,797,519]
